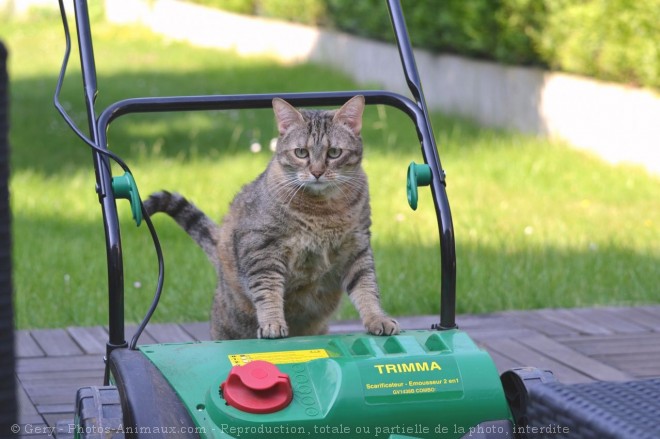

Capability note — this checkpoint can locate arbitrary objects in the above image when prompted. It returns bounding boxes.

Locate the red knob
[221,360,293,414]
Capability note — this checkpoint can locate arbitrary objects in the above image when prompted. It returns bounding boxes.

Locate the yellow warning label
[228,349,330,366]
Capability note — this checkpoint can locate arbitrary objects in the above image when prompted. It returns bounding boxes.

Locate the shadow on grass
[13,211,659,329]
[10,68,493,177]
[7,67,342,171]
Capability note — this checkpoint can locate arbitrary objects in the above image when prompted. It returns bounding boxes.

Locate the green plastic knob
[112,172,142,226]
[407,161,432,210]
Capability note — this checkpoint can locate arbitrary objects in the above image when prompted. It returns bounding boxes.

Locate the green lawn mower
[55,1,531,438]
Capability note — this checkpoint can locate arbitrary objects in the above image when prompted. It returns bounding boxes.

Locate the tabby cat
[144,95,399,339]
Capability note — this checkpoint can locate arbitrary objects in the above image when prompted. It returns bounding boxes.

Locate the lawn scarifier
[53,1,660,438]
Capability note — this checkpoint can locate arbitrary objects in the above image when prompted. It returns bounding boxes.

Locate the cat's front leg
[343,247,400,336]
[248,276,289,339]
[361,308,400,336]
[257,320,288,339]
[257,308,288,339]
[254,293,288,338]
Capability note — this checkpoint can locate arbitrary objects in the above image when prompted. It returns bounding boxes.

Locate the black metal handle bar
[96,89,458,330]
[386,0,456,330]
[68,0,457,370]
[71,0,128,367]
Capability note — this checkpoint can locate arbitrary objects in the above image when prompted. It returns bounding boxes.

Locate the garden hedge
[188,0,659,89]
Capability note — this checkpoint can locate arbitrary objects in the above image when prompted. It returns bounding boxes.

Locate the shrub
[186,0,660,89]
[324,0,393,43]
[539,0,660,88]
[189,0,254,15]
[492,0,546,65]
[326,0,544,66]
[188,0,328,24]
[258,0,329,26]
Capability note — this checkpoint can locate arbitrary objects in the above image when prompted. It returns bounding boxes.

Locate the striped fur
[143,191,221,270]
[145,96,399,339]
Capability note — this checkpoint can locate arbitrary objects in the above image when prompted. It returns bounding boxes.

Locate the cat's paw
[257,322,289,339]
[364,315,400,336]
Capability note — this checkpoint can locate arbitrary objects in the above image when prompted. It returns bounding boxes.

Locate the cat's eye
[294,148,309,158]
[327,147,342,159]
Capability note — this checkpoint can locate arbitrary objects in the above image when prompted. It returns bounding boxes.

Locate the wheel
[500,367,556,438]
[74,386,124,439]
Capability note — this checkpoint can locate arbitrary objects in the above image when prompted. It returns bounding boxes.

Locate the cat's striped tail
[143,191,220,268]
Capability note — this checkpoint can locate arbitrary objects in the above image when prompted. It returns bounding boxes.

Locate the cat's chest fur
[284,214,354,283]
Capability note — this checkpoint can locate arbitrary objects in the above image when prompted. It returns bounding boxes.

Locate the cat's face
[272,96,365,196]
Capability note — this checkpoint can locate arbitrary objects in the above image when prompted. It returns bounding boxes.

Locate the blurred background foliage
[190,0,660,89]
[2,2,658,329]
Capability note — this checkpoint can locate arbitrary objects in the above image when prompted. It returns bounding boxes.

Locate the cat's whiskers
[270,174,310,207]
[270,175,303,205]
[269,177,297,197]
[281,183,304,206]
[326,176,355,205]
[334,174,365,199]
[285,181,307,206]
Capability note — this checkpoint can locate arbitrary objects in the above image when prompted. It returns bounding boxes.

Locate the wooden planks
[560,332,660,379]
[14,331,45,358]
[30,329,83,357]
[180,321,211,341]
[517,334,632,381]
[534,308,613,335]
[145,323,195,343]
[16,380,42,425]
[479,337,594,384]
[12,306,660,437]
[66,326,107,355]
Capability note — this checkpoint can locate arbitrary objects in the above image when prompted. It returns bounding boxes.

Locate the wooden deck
[13,306,660,437]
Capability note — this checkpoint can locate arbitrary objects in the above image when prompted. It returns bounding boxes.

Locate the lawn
[4,7,659,329]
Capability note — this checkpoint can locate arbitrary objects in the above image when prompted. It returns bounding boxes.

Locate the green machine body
[126,330,513,438]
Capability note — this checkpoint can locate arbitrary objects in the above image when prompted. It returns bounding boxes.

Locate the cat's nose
[311,170,324,180]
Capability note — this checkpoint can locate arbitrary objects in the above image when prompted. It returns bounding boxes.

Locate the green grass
[4,8,659,329]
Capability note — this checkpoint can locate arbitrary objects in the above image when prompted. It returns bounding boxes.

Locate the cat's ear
[273,98,305,135]
[333,95,365,136]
